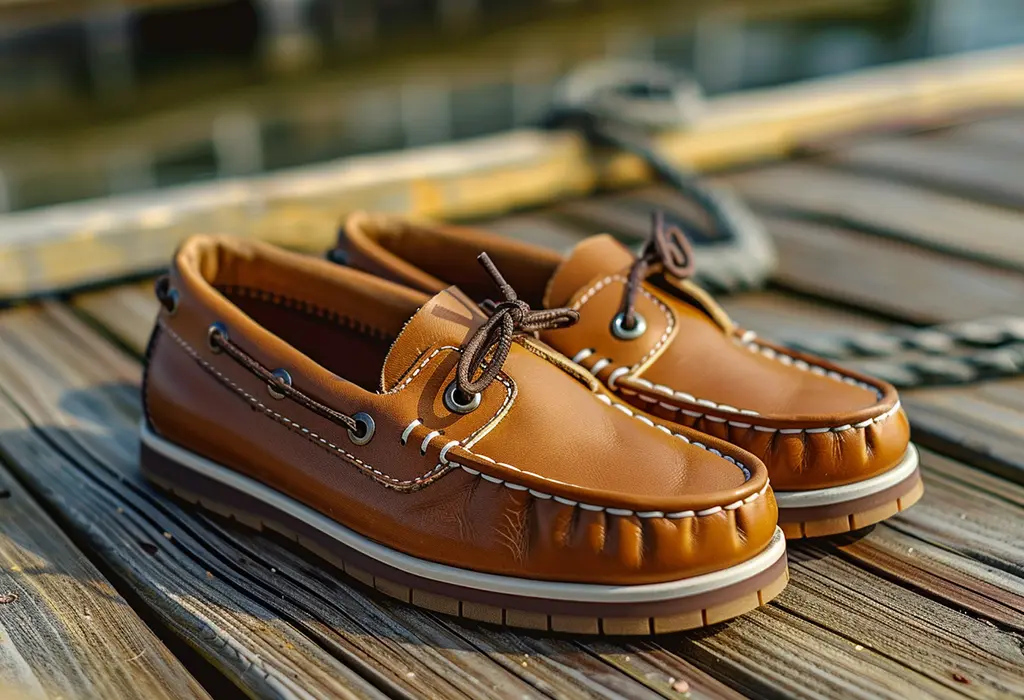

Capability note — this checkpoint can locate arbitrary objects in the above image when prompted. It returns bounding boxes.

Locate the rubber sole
[775,444,924,539]
[140,421,788,635]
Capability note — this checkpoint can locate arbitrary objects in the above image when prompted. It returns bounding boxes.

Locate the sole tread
[781,474,924,539]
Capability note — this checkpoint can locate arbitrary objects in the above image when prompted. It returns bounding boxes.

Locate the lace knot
[457,254,579,397]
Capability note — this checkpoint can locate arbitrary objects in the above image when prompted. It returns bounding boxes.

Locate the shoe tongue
[543,234,635,308]
[380,286,488,391]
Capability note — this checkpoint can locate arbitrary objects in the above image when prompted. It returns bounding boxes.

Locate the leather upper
[144,234,777,585]
[340,214,912,491]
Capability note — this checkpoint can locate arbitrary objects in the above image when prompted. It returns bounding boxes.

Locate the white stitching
[625,376,760,416]
[737,333,884,398]
[420,430,442,455]
[161,324,448,488]
[386,346,453,393]
[614,374,901,434]
[578,353,767,419]
[161,323,763,518]
[571,275,674,370]
[439,441,459,463]
[400,419,420,446]
[607,366,630,388]
[571,348,595,363]
[597,394,750,479]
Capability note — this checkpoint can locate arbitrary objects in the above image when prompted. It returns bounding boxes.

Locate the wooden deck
[1,80,1024,699]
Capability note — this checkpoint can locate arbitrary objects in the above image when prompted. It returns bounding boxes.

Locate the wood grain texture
[821,131,1024,209]
[0,302,743,699]
[757,214,1024,324]
[0,305,395,700]
[720,290,886,340]
[905,379,1024,485]
[0,459,208,700]
[73,282,159,356]
[68,282,1024,697]
[725,163,1024,271]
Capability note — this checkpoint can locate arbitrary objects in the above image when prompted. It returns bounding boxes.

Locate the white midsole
[774,443,920,510]
[141,421,786,604]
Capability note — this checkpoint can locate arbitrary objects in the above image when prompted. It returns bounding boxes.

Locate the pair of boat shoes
[140,211,921,635]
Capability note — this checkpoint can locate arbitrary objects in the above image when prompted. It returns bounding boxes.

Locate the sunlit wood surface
[1,72,1023,699]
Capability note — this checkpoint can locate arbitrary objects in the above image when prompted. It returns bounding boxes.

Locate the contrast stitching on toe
[571,275,675,370]
[736,331,884,398]
[621,377,902,434]
[592,393,752,480]
[576,353,761,416]
[441,442,769,519]
[163,322,765,516]
[574,350,902,434]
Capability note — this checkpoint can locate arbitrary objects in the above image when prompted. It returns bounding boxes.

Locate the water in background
[1,0,1022,212]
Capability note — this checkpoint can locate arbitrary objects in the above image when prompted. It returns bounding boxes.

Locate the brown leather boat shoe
[337,212,923,539]
[141,234,787,634]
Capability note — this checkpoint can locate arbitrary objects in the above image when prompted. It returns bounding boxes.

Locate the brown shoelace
[154,276,362,434]
[457,253,579,397]
[618,210,695,332]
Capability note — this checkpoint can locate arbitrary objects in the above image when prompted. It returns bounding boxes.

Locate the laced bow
[457,254,579,397]
[618,210,695,331]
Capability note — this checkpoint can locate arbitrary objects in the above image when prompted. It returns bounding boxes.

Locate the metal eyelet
[348,412,375,446]
[267,368,291,399]
[443,381,481,414]
[611,312,647,340]
[165,288,180,315]
[208,322,229,353]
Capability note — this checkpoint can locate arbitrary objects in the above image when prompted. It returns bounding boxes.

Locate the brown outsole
[779,470,924,539]
[142,447,789,635]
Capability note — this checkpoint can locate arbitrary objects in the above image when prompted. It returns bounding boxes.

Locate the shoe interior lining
[188,236,426,392]
[360,218,563,308]
[217,285,394,392]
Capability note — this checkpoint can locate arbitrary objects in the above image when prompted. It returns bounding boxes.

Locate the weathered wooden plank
[656,447,1024,700]
[665,601,958,700]
[833,447,1024,624]
[725,163,1024,271]
[905,379,1024,485]
[3,46,1024,300]
[887,456,1024,581]
[836,527,1024,633]
[0,301,733,699]
[194,518,567,700]
[0,462,208,699]
[821,132,1024,209]
[720,290,886,339]
[73,282,159,356]
[758,214,1024,324]
[153,499,748,700]
[0,305,410,699]
[780,549,1024,698]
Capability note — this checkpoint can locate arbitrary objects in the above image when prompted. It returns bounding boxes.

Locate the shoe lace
[457,253,579,396]
[618,210,695,332]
